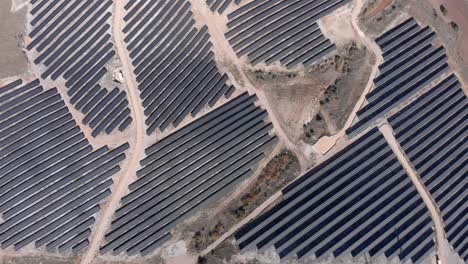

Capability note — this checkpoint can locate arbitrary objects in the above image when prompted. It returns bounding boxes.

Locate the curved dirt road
[380,124,446,264]
[81,0,146,263]
[313,0,383,154]
[189,0,311,169]
[203,0,385,254]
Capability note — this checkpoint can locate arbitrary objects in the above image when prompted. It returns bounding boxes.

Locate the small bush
[440,4,447,16]
[450,21,459,31]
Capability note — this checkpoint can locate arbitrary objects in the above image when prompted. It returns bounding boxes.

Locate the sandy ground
[0,0,28,79]
[428,0,468,64]
[80,1,146,263]
[379,124,446,264]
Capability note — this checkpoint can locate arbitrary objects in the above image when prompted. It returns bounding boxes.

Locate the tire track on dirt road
[81,0,146,263]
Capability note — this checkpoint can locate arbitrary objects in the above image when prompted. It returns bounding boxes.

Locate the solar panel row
[100,92,277,256]
[123,0,236,135]
[206,0,241,14]
[27,0,132,137]
[0,79,128,253]
[225,0,349,67]
[235,128,435,264]
[346,18,448,137]
[388,74,467,262]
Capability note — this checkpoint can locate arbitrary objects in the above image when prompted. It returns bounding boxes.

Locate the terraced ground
[235,127,436,264]
[27,0,132,136]
[225,0,351,68]
[0,79,128,253]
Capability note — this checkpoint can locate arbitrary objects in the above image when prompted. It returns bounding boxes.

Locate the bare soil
[408,0,468,84]
[0,255,78,264]
[429,0,468,73]
[315,42,372,136]
[246,41,371,147]
[0,0,28,79]
[80,1,147,263]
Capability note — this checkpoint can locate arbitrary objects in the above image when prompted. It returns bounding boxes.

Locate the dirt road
[80,1,146,263]
[314,0,383,154]
[379,124,446,264]
[201,0,388,254]
[189,0,312,169]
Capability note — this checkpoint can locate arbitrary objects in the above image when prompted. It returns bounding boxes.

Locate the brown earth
[0,0,28,79]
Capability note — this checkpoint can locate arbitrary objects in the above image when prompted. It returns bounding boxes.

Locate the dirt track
[314,0,383,155]
[80,0,146,263]
[379,124,446,264]
[189,0,312,170]
[201,0,385,253]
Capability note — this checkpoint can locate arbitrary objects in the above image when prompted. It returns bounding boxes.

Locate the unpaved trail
[201,0,386,254]
[81,0,146,263]
[379,124,446,264]
[189,0,311,169]
[345,0,383,130]
[314,0,383,154]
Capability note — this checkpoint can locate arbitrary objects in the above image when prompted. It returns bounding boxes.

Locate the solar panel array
[235,127,435,264]
[0,79,129,253]
[100,93,277,256]
[225,0,350,68]
[27,0,132,137]
[346,18,449,137]
[123,0,236,135]
[388,74,467,262]
[206,0,241,14]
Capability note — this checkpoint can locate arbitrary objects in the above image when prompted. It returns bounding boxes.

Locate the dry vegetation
[181,151,300,258]
[245,40,372,146]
